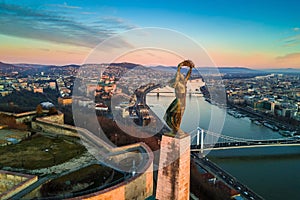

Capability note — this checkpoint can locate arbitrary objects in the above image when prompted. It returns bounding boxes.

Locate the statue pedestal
[156,133,190,200]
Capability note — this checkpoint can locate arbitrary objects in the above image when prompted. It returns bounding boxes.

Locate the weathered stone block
[156,133,190,200]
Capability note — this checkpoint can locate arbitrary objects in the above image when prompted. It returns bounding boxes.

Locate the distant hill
[14,63,53,69]
[0,61,140,72]
[0,61,21,70]
[1,61,260,73]
[261,68,300,74]
[14,63,81,69]
[108,62,142,69]
[0,61,15,68]
[7,61,299,76]
[151,65,262,74]
[0,62,28,74]
[56,64,81,68]
[14,63,81,70]
[150,65,176,72]
[0,61,83,76]
[151,65,300,75]
[216,67,261,74]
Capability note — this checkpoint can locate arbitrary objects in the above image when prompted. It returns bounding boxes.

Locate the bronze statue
[164,60,194,136]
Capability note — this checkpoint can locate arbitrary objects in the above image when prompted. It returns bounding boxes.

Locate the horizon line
[0,60,299,70]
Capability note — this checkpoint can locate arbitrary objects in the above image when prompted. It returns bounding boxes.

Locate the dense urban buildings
[1,61,300,199]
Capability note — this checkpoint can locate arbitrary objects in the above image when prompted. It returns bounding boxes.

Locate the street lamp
[45,148,56,165]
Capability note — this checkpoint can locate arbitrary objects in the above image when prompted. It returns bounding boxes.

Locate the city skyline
[0,0,299,68]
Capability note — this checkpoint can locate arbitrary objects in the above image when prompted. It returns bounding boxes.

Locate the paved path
[9,151,99,199]
[3,151,97,176]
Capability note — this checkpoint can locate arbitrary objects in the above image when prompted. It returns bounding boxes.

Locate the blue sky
[0,0,299,68]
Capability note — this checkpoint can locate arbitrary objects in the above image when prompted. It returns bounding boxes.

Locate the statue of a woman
[164,60,194,136]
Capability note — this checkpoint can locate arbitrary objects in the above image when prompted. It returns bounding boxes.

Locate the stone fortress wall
[0,110,154,199]
[0,170,38,200]
[0,111,41,124]
[71,146,153,200]
[31,114,154,200]
[32,115,79,138]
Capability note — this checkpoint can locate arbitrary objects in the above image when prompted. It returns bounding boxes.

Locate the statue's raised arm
[178,60,194,82]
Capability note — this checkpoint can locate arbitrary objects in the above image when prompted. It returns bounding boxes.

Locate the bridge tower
[196,127,204,154]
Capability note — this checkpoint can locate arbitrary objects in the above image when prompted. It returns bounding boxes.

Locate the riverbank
[226,103,300,136]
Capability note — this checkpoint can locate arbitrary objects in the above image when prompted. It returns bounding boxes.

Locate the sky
[0,0,299,68]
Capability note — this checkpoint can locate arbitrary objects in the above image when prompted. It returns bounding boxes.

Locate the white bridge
[190,127,300,152]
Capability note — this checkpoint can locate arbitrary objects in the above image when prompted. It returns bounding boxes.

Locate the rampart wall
[70,144,153,200]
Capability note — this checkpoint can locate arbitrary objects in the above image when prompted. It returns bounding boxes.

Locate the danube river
[147,95,300,200]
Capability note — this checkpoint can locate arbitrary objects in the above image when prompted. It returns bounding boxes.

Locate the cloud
[92,17,137,30]
[0,2,135,49]
[283,41,300,47]
[282,34,300,47]
[293,27,300,32]
[275,52,300,68]
[276,52,300,61]
[39,48,50,52]
[47,2,81,9]
[80,12,96,15]
[55,50,84,55]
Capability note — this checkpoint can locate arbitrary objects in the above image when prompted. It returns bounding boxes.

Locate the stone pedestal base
[156,133,190,200]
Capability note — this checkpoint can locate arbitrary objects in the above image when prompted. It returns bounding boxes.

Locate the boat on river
[227,110,243,118]
[278,130,297,137]
[253,120,262,126]
[263,122,279,131]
